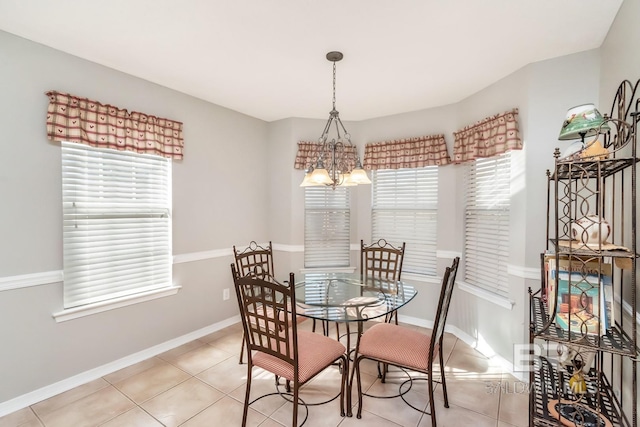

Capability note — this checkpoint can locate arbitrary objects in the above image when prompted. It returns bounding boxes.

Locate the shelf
[531,356,628,427]
[552,157,638,180]
[531,296,638,357]
[549,240,639,259]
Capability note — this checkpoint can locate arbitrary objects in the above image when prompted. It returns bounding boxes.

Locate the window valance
[293,141,357,171]
[46,91,184,159]
[452,108,521,164]
[363,134,450,170]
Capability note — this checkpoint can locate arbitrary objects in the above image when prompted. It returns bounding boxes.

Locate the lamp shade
[349,167,371,184]
[558,104,610,141]
[300,171,317,187]
[309,167,333,185]
[338,173,357,186]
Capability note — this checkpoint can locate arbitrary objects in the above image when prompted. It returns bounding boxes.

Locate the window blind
[464,153,511,298]
[372,167,438,276]
[304,186,350,268]
[61,142,172,308]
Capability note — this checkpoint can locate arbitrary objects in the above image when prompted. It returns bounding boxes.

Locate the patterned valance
[363,134,450,170]
[293,141,357,170]
[452,108,521,164]
[46,91,184,159]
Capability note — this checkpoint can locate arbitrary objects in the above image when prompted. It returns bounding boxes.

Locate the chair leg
[439,347,449,408]
[292,381,299,427]
[428,371,437,427]
[339,355,347,417]
[239,332,246,364]
[345,323,350,353]
[242,364,252,427]
[378,362,389,382]
[355,356,364,419]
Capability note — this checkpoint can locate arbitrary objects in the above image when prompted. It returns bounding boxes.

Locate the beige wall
[0,30,269,406]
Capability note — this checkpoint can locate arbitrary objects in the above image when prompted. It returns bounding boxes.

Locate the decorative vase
[571,215,611,245]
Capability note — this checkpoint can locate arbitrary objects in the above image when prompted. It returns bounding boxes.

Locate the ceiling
[0,0,623,122]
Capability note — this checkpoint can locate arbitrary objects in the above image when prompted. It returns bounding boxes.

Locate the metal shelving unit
[529,79,640,427]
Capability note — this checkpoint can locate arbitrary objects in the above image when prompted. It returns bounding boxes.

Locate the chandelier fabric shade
[296,51,370,189]
[45,91,184,159]
[452,108,521,164]
[362,134,451,170]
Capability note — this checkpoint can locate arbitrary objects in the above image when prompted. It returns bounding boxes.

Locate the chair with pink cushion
[360,239,406,324]
[231,263,348,427]
[352,257,460,426]
[233,241,314,365]
[233,241,275,364]
[334,239,406,348]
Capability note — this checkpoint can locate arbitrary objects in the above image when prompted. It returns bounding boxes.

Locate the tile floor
[0,321,529,427]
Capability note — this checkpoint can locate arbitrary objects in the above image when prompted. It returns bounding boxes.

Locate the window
[464,152,511,298]
[304,186,350,268]
[372,167,438,276]
[61,141,172,309]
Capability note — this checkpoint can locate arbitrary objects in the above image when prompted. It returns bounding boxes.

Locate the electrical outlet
[223,288,230,301]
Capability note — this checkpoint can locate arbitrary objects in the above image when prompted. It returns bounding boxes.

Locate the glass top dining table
[293,272,417,323]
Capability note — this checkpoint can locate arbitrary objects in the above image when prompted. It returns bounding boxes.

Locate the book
[601,275,614,333]
[545,255,557,315]
[555,271,601,335]
[545,256,614,335]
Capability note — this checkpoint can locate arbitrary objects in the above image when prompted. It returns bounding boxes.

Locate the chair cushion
[253,330,346,383]
[357,323,435,372]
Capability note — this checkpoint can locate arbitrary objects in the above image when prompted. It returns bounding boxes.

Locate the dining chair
[230,263,348,427]
[233,240,274,280]
[233,241,275,364]
[333,239,406,352]
[353,257,460,426]
[232,241,310,364]
[360,239,406,324]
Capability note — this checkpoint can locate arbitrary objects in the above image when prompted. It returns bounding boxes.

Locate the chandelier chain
[332,61,337,111]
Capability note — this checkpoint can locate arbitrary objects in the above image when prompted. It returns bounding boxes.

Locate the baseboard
[0,315,240,418]
[398,314,527,382]
[2,311,532,417]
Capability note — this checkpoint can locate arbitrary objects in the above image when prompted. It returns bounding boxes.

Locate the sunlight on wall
[510,146,526,196]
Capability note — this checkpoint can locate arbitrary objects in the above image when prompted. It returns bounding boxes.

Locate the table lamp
[558,104,610,160]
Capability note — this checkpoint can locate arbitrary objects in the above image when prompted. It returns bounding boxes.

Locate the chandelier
[300,51,371,189]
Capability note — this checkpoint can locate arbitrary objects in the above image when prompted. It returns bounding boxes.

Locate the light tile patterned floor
[0,321,529,427]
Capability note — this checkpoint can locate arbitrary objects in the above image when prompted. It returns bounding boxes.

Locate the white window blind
[372,167,438,276]
[62,141,172,309]
[464,153,511,298]
[304,186,350,268]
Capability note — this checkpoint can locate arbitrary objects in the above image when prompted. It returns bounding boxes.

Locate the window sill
[299,266,357,274]
[52,286,182,322]
[458,281,514,310]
